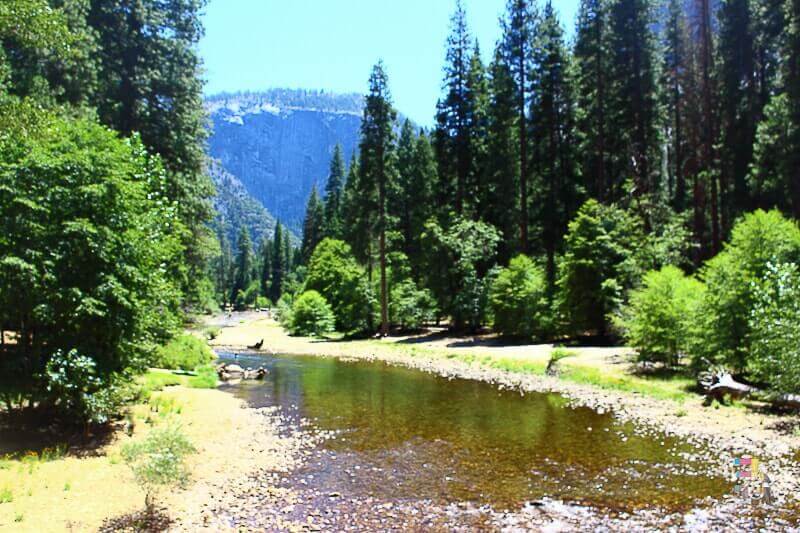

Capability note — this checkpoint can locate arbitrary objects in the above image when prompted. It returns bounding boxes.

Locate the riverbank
[0,375,305,532]
[208,312,800,511]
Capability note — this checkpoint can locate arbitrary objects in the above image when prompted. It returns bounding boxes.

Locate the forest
[1,0,799,428]
[219,0,800,399]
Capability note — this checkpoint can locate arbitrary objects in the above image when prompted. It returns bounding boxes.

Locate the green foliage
[289,291,336,337]
[305,239,376,335]
[301,185,325,264]
[122,426,196,507]
[747,262,800,394]
[489,255,550,339]
[615,266,704,366]
[556,200,642,337]
[187,364,218,389]
[153,335,215,372]
[0,114,184,386]
[389,279,437,331]
[42,350,124,425]
[422,217,501,330]
[692,210,800,370]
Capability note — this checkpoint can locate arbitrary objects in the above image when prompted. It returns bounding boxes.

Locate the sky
[200,0,580,126]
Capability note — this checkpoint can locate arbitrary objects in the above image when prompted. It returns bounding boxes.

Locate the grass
[187,364,218,389]
[0,487,12,503]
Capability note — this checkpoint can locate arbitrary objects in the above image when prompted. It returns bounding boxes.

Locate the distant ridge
[206,89,363,233]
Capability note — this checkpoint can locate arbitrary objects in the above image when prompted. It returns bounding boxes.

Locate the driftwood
[247,339,264,350]
[699,368,800,410]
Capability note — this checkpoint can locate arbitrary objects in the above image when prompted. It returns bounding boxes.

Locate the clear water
[221,352,731,513]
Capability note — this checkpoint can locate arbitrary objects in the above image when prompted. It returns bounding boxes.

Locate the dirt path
[207,313,800,513]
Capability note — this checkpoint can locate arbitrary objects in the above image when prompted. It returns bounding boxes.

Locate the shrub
[692,210,800,371]
[275,293,295,327]
[615,266,704,366]
[122,426,195,511]
[305,239,376,335]
[747,262,800,394]
[289,291,336,337]
[390,279,437,330]
[489,255,550,339]
[255,296,271,309]
[41,350,125,425]
[153,334,215,371]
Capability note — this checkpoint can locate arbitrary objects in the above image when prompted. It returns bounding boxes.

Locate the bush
[692,210,800,371]
[122,426,195,510]
[153,334,215,371]
[489,255,550,339]
[747,262,800,394]
[288,291,335,337]
[41,350,125,425]
[255,296,271,309]
[390,279,437,330]
[305,239,376,335]
[615,266,704,366]
[275,292,295,327]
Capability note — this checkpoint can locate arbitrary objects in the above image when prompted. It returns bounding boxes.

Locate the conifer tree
[466,41,490,219]
[530,1,581,292]
[269,224,285,303]
[435,0,473,215]
[300,185,325,264]
[574,0,611,201]
[484,47,520,263]
[259,237,272,300]
[231,226,254,303]
[500,0,537,253]
[323,144,346,238]
[661,0,690,211]
[359,62,397,336]
[606,0,660,201]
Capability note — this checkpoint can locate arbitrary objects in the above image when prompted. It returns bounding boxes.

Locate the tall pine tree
[323,144,346,238]
[300,185,324,264]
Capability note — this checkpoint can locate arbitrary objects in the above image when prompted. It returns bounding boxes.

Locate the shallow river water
[220,351,736,524]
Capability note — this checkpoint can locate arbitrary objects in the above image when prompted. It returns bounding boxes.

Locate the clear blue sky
[200,0,580,125]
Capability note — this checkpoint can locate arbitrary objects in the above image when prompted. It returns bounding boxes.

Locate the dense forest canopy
[281,0,800,396]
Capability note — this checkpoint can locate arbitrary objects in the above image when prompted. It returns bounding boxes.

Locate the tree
[0,114,184,400]
[500,0,537,253]
[484,47,520,263]
[359,62,397,336]
[422,217,501,330]
[466,41,490,220]
[615,266,704,366]
[434,0,472,215]
[85,0,214,304]
[489,255,550,339]
[323,144,346,238]
[300,185,324,264]
[304,239,376,335]
[692,210,800,371]
[660,0,690,212]
[289,290,335,337]
[748,262,800,394]
[530,1,582,294]
[259,236,272,299]
[393,120,434,280]
[231,226,254,306]
[212,221,234,305]
[606,0,660,202]
[269,223,286,303]
[574,0,610,201]
[557,200,642,338]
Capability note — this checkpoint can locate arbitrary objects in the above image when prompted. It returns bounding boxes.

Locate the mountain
[209,160,289,246]
[206,89,363,233]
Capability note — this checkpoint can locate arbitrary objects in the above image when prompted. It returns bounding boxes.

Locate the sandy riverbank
[0,382,306,532]
[207,312,800,512]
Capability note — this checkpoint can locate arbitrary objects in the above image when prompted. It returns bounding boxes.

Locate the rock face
[209,160,280,245]
[206,90,362,233]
